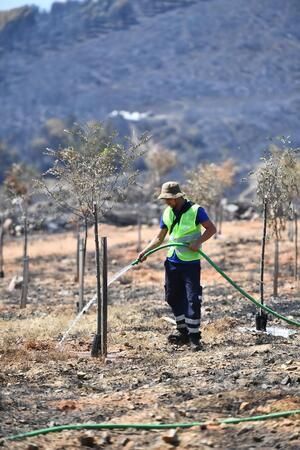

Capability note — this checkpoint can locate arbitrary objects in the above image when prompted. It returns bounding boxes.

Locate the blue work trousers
[164,259,202,335]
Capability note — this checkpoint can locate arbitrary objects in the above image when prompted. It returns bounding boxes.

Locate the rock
[122,439,135,449]
[98,432,111,445]
[239,401,250,411]
[161,429,179,446]
[77,371,88,380]
[281,375,292,385]
[26,444,40,450]
[159,371,173,381]
[289,432,300,441]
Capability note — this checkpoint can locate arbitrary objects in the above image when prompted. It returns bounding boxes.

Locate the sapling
[184,159,237,235]
[37,121,148,353]
[4,163,36,308]
[0,219,4,278]
[254,140,299,302]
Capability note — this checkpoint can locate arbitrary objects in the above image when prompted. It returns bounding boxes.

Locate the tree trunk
[255,200,268,331]
[214,204,218,239]
[136,215,142,252]
[273,237,279,298]
[91,202,102,357]
[78,237,85,311]
[218,203,223,236]
[288,218,294,242]
[83,216,88,276]
[101,237,108,357]
[74,220,80,282]
[20,214,29,308]
[295,211,298,281]
[0,225,4,278]
[260,200,267,309]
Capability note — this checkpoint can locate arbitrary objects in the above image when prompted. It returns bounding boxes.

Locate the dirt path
[1,221,300,449]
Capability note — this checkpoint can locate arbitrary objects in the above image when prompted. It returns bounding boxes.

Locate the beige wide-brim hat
[157,181,185,199]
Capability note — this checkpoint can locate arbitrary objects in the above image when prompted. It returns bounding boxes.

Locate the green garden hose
[132,242,300,328]
[5,409,300,441]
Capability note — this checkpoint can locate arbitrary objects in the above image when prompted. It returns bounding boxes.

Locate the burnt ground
[0,221,300,449]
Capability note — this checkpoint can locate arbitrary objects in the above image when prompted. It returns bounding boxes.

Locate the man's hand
[137,228,168,263]
[137,251,147,262]
[188,241,201,252]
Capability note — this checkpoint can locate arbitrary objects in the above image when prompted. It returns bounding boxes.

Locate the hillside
[0,0,299,173]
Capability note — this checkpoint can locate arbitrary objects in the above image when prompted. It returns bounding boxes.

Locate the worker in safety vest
[138,181,216,351]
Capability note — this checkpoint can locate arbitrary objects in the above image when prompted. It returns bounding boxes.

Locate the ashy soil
[0,221,300,450]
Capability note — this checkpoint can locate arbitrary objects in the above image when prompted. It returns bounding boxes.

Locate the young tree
[4,163,36,308]
[37,122,148,322]
[144,143,177,186]
[290,162,300,282]
[184,159,236,234]
[0,188,9,278]
[254,141,300,299]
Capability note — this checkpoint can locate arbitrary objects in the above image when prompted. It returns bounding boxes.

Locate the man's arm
[137,228,168,262]
[189,219,216,252]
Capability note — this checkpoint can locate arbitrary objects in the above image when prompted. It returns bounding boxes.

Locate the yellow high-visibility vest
[163,203,202,261]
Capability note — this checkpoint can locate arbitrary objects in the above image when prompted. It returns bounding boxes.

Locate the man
[138,181,216,351]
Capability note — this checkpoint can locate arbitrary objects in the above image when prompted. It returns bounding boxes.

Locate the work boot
[189,333,203,352]
[167,328,189,346]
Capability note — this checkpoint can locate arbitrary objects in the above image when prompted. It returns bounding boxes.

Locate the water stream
[58,263,133,347]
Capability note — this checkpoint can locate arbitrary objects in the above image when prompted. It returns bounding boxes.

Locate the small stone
[281,375,292,385]
[128,404,136,410]
[123,442,135,450]
[199,438,214,446]
[159,371,173,381]
[237,426,254,435]
[289,432,300,440]
[99,432,111,445]
[26,444,40,450]
[239,402,250,411]
[161,429,179,446]
[77,372,88,379]
[48,421,57,427]
[122,438,134,448]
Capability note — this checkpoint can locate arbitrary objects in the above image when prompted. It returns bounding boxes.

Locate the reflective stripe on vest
[163,203,202,261]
